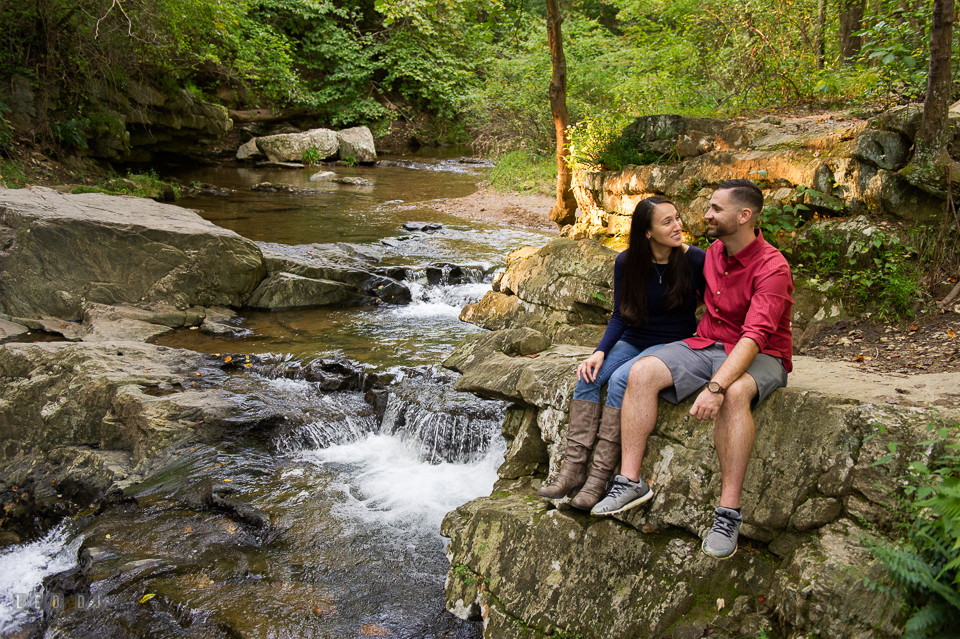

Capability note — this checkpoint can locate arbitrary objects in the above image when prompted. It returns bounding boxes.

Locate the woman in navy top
[540,196,706,510]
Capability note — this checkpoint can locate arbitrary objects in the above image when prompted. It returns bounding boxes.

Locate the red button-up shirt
[684,229,794,373]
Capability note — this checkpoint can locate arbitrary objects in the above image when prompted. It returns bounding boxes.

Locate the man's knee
[627,356,672,390]
[723,375,757,408]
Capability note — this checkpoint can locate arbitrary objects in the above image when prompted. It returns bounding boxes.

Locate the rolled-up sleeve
[740,262,793,350]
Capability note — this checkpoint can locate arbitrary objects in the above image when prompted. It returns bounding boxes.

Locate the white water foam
[299,433,504,536]
[390,281,491,320]
[0,524,82,633]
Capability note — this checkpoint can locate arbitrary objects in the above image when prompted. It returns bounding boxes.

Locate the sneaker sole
[701,543,737,560]
[590,489,654,516]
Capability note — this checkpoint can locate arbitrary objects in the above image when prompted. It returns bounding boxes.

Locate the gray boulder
[0,188,266,320]
[256,128,339,163]
[236,138,263,160]
[853,130,910,170]
[459,239,613,347]
[441,333,931,638]
[245,272,371,309]
[336,126,377,163]
[258,243,411,305]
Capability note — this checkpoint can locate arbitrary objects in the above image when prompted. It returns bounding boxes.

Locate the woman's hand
[577,351,605,383]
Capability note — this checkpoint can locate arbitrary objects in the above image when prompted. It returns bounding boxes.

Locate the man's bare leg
[713,374,758,509]
[619,357,674,482]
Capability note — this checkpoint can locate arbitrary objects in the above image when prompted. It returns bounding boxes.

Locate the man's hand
[690,387,724,421]
[577,351,605,382]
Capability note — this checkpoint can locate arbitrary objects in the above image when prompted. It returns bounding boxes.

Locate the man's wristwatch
[707,381,726,395]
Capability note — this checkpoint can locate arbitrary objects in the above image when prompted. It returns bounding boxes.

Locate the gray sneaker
[590,475,653,516]
[701,507,742,559]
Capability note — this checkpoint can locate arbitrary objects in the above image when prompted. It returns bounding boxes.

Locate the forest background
[0,0,954,190]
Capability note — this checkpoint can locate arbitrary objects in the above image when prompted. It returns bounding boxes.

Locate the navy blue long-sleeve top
[595,247,707,355]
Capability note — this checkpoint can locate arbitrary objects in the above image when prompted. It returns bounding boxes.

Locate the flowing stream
[0,153,553,638]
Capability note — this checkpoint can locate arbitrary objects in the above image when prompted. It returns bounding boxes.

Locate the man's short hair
[717,179,763,218]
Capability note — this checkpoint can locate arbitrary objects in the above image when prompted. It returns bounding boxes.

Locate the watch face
[708,381,722,393]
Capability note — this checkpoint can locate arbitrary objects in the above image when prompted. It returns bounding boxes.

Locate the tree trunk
[838,0,864,62]
[919,0,955,154]
[900,0,959,196]
[545,0,577,228]
[815,0,826,69]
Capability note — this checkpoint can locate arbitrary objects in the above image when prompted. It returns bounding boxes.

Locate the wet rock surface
[0,339,491,638]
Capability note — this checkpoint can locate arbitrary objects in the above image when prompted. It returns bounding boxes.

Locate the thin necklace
[653,262,667,284]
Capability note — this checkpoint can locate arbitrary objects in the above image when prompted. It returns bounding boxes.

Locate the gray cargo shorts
[651,341,787,409]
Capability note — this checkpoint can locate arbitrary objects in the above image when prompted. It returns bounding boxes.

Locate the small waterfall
[0,524,81,634]
[270,363,505,466]
[378,367,503,464]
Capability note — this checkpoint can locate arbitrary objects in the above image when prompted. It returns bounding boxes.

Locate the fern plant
[868,420,960,639]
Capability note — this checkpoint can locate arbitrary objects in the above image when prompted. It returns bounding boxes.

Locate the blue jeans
[572,341,666,409]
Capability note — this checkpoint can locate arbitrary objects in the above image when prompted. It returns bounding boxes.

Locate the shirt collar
[724,228,765,265]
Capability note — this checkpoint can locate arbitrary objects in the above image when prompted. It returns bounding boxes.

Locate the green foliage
[752,181,817,250]
[867,419,960,639]
[854,1,935,104]
[72,170,178,200]
[302,147,325,166]
[794,224,922,321]
[0,101,13,154]
[567,114,670,171]
[0,160,27,188]
[487,150,556,195]
[52,119,89,150]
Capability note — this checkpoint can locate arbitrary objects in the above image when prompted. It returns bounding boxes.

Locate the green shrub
[488,150,556,195]
[867,419,960,639]
[567,114,671,171]
[52,119,89,149]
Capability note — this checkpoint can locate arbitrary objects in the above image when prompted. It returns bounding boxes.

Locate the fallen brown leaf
[360,625,390,636]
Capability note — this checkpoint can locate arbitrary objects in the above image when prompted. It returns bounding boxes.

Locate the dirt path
[428,187,560,233]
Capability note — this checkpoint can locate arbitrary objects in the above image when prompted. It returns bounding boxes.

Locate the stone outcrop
[0,341,384,541]
[0,187,265,320]
[0,188,433,324]
[440,328,946,639]
[0,76,235,163]
[569,105,952,241]
[239,126,378,164]
[255,128,340,163]
[459,239,614,347]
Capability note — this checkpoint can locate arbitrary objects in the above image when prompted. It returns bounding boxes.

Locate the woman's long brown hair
[620,196,692,325]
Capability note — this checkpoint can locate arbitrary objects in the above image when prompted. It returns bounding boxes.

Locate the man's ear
[738,207,753,225]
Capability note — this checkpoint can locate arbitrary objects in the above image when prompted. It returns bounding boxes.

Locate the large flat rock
[0,188,265,319]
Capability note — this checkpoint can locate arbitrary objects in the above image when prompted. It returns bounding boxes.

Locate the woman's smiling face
[646,202,683,249]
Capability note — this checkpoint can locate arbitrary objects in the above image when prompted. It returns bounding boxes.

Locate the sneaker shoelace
[711,513,739,539]
[607,479,633,499]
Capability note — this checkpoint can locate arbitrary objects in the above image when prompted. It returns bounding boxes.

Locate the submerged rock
[403,221,444,232]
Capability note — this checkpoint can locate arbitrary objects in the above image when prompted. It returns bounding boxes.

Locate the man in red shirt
[590,179,793,560]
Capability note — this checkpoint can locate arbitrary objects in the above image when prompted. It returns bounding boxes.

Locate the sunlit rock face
[568,106,948,243]
[441,329,939,638]
[459,238,613,348]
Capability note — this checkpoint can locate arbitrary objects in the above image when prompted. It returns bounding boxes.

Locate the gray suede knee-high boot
[538,399,602,498]
[570,406,621,510]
